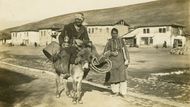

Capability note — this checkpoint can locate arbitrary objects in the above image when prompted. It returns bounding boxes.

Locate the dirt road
[0,46,190,106]
[0,66,140,107]
[0,62,176,107]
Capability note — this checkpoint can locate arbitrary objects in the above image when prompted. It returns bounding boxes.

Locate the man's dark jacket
[58,23,90,46]
[58,23,90,64]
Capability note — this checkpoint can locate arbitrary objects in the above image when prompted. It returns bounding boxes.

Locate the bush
[135,44,139,48]
[8,43,14,46]
[20,43,26,46]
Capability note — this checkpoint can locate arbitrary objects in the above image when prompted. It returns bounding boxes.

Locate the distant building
[122,24,186,48]
[87,20,129,45]
[9,20,129,46]
[10,28,61,46]
[0,39,11,45]
[11,30,39,46]
[38,28,60,46]
[0,32,11,45]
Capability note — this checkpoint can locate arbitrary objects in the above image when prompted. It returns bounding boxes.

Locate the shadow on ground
[0,68,36,107]
[65,81,112,100]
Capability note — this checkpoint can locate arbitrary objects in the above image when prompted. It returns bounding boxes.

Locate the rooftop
[134,23,185,28]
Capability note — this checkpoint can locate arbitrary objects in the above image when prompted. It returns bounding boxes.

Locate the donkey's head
[74,41,93,69]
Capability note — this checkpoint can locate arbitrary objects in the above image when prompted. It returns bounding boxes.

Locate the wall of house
[135,26,171,47]
[11,32,25,45]
[39,29,53,46]
[28,32,40,45]
[133,26,186,47]
[170,27,186,47]
[11,30,59,46]
[11,31,39,46]
[39,29,60,46]
[114,25,129,36]
[87,26,112,45]
[87,25,129,46]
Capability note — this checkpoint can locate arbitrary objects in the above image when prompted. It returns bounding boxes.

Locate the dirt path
[0,64,139,107]
[0,62,177,107]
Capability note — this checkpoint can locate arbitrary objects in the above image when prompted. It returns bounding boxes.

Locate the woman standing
[104,28,130,97]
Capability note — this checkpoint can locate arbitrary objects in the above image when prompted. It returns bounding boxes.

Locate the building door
[23,39,29,45]
[140,37,153,45]
[140,37,149,45]
[134,38,137,46]
[149,37,153,45]
[173,39,182,48]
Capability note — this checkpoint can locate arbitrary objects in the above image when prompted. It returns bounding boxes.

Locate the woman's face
[111,30,118,39]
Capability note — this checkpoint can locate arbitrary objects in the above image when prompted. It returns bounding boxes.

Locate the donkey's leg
[72,80,78,104]
[55,74,61,98]
[76,79,83,104]
[63,78,70,97]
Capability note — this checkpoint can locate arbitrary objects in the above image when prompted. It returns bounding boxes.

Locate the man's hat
[75,13,84,20]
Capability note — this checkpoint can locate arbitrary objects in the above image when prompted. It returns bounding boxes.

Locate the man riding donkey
[56,13,92,103]
[58,12,91,79]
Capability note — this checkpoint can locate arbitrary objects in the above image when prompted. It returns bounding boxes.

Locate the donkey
[70,47,92,104]
[53,40,93,104]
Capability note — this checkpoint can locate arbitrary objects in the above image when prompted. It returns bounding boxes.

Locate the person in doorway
[163,41,167,48]
[34,42,37,47]
[103,28,130,97]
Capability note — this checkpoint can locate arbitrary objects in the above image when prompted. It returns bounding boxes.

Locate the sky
[0,0,155,30]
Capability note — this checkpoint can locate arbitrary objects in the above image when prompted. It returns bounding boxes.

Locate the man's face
[75,18,84,27]
[111,30,118,39]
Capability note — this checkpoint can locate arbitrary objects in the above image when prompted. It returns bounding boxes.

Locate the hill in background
[0,0,189,39]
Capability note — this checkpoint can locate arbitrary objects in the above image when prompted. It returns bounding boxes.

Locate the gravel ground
[0,62,176,107]
[0,45,190,104]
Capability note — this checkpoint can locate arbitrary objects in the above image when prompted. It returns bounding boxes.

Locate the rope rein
[90,56,112,74]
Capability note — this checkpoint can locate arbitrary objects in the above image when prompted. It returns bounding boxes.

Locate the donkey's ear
[90,55,93,59]
[75,57,81,64]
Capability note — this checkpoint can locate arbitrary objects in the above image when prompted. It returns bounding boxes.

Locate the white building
[39,28,60,46]
[122,24,186,48]
[11,30,39,46]
[10,28,60,46]
[87,20,129,45]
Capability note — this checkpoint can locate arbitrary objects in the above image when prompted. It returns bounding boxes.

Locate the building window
[40,31,42,36]
[143,29,146,33]
[121,20,124,25]
[163,28,166,33]
[92,28,94,34]
[159,28,162,33]
[44,31,46,36]
[106,28,109,33]
[88,28,91,34]
[147,29,150,33]
[99,28,102,32]
[143,28,150,34]
[26,32,29,37]
[150,37,153,44]
[159,28,166,33]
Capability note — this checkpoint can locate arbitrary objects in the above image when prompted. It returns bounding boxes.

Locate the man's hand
[124,60,129,66]
[103,51,111,58]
